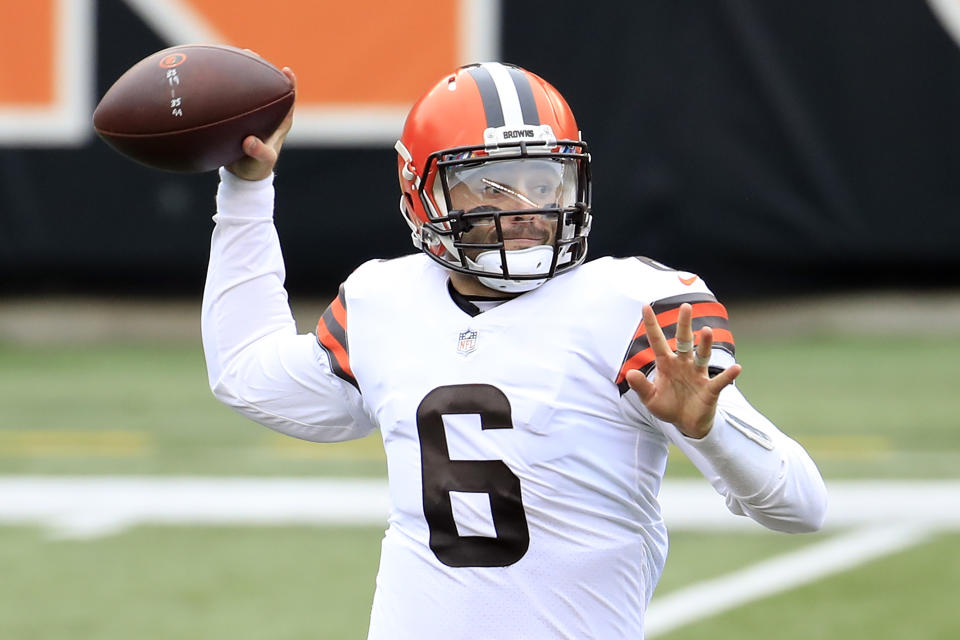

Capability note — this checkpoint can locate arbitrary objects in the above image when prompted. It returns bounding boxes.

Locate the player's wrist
[224,166,272,182]
[219,166,275,188]
[674,413,716,440]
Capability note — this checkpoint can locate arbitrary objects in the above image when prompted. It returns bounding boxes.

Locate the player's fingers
[694,325,713,369]
[625,369,655,403]
[269,80,296,148]
[282,67,297,92]
[707,363,741,394]
[675,303,695,359]
[641,304,672,357]
[267,113,293,148]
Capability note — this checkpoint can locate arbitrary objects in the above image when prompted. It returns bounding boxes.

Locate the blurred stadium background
[2,1,959,638]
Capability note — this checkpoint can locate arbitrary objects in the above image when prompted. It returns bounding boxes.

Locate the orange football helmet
[396,62,592,292]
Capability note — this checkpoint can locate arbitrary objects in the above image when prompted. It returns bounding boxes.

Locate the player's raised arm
[201,66,374,443]
[624,300,827,533]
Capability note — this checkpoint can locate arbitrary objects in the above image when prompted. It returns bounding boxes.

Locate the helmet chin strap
[469,245,555,293]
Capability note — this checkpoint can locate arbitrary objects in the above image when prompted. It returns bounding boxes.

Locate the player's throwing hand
[227,67,297,181]
[625,303,742,439]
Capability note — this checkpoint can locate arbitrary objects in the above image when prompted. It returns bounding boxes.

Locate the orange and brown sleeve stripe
[316,285,358,391]
[616,293,735,395]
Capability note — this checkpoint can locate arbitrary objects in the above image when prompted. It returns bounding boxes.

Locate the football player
[203,62,827,639]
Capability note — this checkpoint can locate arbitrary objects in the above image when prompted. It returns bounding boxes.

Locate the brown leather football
[93,44,294,173]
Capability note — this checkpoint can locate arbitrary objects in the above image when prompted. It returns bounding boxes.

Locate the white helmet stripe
[506,65,540,125]
[482,62,526,127]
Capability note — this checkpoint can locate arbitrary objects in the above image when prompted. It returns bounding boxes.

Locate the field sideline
[3,289,960,343]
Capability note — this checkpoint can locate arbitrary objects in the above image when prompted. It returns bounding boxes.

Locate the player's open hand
[226,66,296,181]
[625,303,741,439]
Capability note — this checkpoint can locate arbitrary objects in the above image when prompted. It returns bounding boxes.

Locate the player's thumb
[625,369,655,403]
[243,136,267,158]
[242,136,280,167]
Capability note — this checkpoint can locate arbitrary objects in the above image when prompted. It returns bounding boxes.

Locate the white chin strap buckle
[471,245,554,293]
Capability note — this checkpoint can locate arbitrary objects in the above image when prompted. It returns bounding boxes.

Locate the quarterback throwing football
[202,62,827,638]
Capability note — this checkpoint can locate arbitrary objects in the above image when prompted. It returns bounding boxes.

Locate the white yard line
[658,478,960,530]
[644,522,936,637]
[0,476,390,539]
[1,477,959,538]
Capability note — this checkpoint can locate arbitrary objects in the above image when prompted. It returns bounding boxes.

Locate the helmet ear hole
[400,193,422,230]
[399,193,425,250]
[401,192,415,216]
[399,193,413,219]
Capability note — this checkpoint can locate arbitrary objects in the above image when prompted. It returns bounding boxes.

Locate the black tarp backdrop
[2,1,959,300]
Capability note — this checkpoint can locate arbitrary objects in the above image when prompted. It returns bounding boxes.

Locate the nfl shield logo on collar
[457,329,478,356]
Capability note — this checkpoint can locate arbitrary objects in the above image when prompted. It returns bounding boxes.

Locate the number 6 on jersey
[416,384,530,568]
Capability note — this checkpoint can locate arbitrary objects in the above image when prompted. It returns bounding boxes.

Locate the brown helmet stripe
[465,64,505,128]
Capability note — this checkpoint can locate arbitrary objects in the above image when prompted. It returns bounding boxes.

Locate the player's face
[445,158,577,255]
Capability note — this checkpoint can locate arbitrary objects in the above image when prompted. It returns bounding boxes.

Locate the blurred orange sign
[0,0,499,146]
[0,0,94,145]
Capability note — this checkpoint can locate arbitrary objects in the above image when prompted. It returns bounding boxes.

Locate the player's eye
[478,180,514,198]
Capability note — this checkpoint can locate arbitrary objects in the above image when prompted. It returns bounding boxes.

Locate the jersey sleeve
[201,168,376,442]
[614,259,826,532]
[625,384,828,533]
[315,285,358,390]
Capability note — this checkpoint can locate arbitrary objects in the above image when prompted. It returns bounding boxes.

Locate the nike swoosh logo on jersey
[678,274,699,286]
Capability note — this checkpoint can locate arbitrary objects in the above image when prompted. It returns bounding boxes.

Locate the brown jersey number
[416,384,530,567]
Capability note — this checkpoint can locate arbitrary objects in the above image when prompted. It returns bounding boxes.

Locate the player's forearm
[201,168,297,389]
[668,388,828,533]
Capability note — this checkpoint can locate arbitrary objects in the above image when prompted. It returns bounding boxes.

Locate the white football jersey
[202,170,827,639]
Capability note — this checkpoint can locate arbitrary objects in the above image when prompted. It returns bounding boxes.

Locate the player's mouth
[503,237,547,249]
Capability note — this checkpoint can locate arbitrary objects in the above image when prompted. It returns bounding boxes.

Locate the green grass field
[1,331,959,638]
